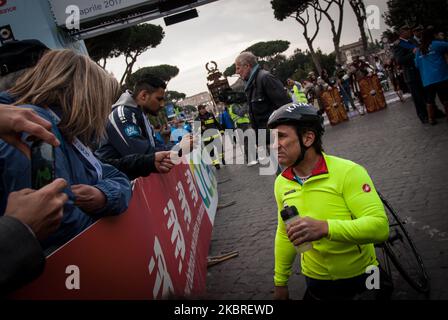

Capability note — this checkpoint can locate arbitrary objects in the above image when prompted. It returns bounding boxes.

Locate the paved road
[205,95,448,300]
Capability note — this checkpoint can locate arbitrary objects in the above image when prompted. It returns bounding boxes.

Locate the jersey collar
[282,153,329,182]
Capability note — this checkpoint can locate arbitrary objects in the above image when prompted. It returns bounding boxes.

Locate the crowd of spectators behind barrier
[0,40,194,296]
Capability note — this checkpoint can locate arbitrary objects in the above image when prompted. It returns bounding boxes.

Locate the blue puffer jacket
[0,92,132,253]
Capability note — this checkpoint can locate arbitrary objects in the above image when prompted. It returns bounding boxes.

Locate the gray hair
[236,51,258,67]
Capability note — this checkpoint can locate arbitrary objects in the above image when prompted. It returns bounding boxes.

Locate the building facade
[340,39,366,64]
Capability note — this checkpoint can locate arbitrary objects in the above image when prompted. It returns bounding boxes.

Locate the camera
[217,89,247,104]
[31,140,55,190]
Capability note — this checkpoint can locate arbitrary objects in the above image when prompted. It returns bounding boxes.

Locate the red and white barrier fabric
[13,151,218,300]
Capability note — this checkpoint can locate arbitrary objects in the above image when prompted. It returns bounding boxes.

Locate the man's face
[273,125,316,167]
[272,125,302,167]
[140,88,165,115]
[198,107,207,115]
[287,79,294,88]
[400,29,412,39]
[436,32,445,40]
[414,30,423,39]
[235,60,252,81]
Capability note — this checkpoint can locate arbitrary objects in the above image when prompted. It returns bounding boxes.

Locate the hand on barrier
[155,151,175,174]
[5,178,68,240]
[72,184,106,214]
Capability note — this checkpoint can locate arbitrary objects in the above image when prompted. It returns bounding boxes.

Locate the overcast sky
[107,0,389,96]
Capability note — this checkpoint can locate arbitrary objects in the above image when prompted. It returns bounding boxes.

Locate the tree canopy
[223,40,290,77]
[271,0,323,73]
[275,49,336,83]
[271,0,311,21]
[126,65,180,89]
[223,64,236,77]
[85,23,165,85]
[166,90,186,103]
[384,0,447,32]
[245,40,290,61]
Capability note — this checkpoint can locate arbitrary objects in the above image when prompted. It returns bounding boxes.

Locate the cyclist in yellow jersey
[267,103,390,300]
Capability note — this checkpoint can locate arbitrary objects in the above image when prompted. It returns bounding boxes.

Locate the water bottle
[281,205,313,254]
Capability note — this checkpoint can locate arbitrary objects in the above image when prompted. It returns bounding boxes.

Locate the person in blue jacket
[0,49,132,253]
[415,26,448,124]
[183,120,192,133]
[170,119,190,143]
[219,106,236,130]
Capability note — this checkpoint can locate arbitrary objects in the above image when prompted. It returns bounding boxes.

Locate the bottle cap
[281,205,298,221]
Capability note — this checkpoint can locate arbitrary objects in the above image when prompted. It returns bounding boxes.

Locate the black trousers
[254,127,271,159]
[407,80,429,123]
[235,123,250,163]
[303,268,393,301]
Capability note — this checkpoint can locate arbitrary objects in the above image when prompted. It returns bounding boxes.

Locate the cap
[397,23,412,32]
[413,24,424,32]
[0,39,48,76]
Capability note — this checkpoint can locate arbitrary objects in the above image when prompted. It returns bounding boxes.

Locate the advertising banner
[12,158,217,299]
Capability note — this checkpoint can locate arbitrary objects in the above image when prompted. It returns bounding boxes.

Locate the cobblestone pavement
[205,94,448,300]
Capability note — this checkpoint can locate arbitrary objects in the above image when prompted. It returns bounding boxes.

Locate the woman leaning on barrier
[0,49,132,254]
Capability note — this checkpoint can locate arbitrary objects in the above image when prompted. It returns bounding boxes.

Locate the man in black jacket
[95,75,193,179]
[392,25,429,123]
[235,52,291,164]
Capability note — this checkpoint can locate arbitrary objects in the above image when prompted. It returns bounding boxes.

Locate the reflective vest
[228,104,250,125]
[196,112,222,142]
[290,84,308,104]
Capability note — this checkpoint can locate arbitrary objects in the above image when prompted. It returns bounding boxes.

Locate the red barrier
[12,163,214,299]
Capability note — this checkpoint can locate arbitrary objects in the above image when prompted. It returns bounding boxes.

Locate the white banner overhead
[47,0,219,39]
[48,0,157,26]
